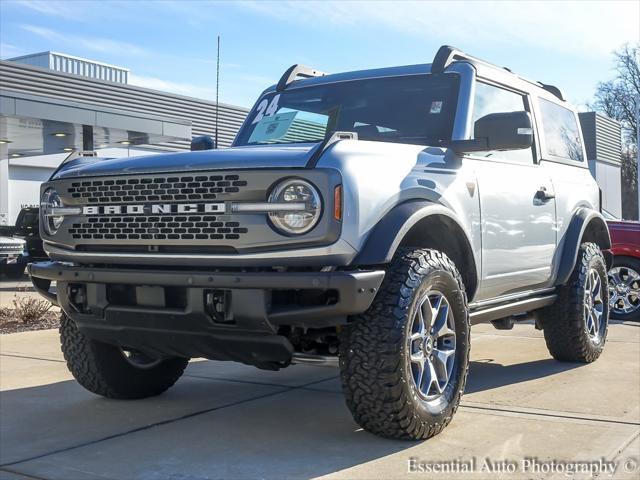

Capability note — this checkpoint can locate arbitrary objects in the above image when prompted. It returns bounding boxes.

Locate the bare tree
[591,44,639,220]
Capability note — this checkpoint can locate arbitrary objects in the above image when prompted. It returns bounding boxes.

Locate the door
[470,82,557,300]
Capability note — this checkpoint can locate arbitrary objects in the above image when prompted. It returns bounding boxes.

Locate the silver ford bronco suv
[29,46,612,440]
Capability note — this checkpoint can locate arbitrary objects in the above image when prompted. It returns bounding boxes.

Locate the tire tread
[60,314,187,399]
[541,242,608,363]
[339,248,469,440]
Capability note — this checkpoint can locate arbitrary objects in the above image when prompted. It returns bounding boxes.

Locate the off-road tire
[339,248,470,440]
[60,313,189,399]
[541,242,609,363]
[3,264,25,280]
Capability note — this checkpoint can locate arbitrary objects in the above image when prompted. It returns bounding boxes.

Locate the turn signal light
[334,185,342,221]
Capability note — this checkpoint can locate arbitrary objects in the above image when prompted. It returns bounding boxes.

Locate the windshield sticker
[430,101,443,114]
[251,94,281,125]
[248,111,297,143]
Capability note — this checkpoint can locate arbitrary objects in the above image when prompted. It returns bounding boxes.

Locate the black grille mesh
[68,215,248,241]
[67,174,248,203]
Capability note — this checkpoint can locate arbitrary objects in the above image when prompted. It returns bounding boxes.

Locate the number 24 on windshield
[251,94,281,124]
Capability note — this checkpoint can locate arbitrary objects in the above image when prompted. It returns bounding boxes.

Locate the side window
[472,82,534,164]
[538,98,584,162]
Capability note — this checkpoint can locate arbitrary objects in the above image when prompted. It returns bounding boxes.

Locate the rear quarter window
[539,98,584,162]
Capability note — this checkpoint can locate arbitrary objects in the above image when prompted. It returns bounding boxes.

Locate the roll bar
[431,45,565,101]
[276,64,326,92]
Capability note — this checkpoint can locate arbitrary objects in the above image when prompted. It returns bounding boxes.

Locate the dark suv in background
[0,207,47,279]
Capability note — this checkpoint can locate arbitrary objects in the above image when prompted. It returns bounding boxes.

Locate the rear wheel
[60,313,188,399]
[339,248,470,440]
[541,242,609,362]
[608,256,640,321]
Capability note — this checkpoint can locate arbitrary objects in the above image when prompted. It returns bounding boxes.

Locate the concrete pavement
[0,322,638,480]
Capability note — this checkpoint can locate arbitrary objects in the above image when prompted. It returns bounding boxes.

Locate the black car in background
[0,235,26,279]
[13,207,47,261]
[0,207,47,279]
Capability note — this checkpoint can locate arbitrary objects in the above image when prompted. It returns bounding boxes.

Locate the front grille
[68,215,248,241]
[49,168,337,253]
[0,244,23,252]
[66,174,248,204]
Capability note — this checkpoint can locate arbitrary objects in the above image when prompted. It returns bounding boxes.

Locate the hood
[52,143,321,180]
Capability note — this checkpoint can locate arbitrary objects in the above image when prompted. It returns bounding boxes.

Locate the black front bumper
[28,262,384,369]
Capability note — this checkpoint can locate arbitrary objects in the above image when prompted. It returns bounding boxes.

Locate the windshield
[234,74,460,147]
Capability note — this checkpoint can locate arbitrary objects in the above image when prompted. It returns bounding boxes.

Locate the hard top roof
[268,45,566,103]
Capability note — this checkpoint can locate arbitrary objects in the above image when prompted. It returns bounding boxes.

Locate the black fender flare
[353,200,479,279]
[555,208,612,286]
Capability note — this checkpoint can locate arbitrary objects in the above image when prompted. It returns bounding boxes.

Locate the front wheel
[339,248,470,440]
[541,242,609,363]
[2,264,25,280]
[60,314,189,399]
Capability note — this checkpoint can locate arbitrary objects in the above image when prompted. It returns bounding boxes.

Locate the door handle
[534,187,555,202]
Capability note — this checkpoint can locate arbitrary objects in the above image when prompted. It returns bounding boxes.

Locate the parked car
[0,207,48,280]
[0,236,26,279]
[12,207,47,262]
[29,45,612,440]
[604,211,640,320]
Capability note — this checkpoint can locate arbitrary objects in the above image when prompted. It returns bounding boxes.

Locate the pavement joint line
[0,373,339,468]
[11,460,120,480]
[300,387,343,394]
[0,466,50,480]
[460,403,640,426]
[608,430,640,461]
[471,336,640,342]
[471,333,640,344]
[0,353,65,363]
[183,373,339,390]
[464,399,640,422]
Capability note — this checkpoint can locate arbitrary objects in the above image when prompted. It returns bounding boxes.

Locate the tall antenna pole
[215,35,220,148]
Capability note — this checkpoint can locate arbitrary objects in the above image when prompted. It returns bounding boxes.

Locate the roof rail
[276,64,326,92]
[431,45,490,74]
[431,45,566,102]
[538,82,566,101]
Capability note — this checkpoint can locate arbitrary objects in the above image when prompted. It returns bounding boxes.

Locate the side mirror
[447,111,533,153]
[190,135,216,151]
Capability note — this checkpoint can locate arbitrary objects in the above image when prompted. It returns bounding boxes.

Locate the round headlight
[268,179,321,235]
[41,188,64,235]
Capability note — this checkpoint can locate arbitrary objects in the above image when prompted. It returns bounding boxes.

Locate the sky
[1,0,639,109]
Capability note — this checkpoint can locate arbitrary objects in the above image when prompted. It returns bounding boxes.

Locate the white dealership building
[0,52,248,225]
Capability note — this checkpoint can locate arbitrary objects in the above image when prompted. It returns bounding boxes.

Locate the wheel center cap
[617,284,630,294]
[424,337,434,355]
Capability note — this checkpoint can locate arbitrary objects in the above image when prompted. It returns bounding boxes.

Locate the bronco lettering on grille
[81,203,226,215]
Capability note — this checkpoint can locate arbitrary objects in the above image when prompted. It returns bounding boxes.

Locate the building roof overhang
[0,90,191,158]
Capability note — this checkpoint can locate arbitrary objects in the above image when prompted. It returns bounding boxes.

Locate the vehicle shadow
[466,358,584,394]
[0,369,409,479]
[0,355,588,479]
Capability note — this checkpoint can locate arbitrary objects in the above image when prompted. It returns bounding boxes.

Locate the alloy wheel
[121,348,163,369]
[407,291,457,401]
[608,266,640,316]
[584,268,606,342]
